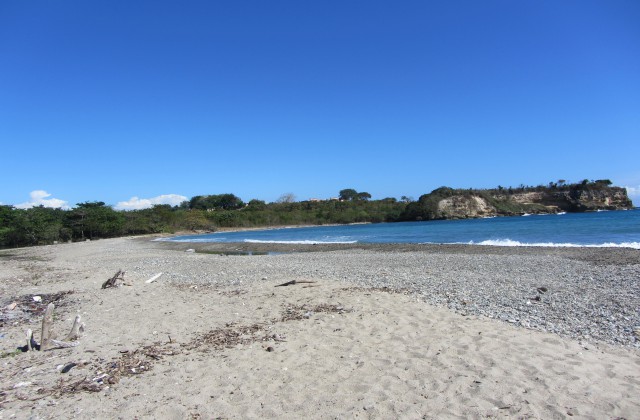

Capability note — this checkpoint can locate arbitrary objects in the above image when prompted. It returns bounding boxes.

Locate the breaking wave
[471,239,640,249]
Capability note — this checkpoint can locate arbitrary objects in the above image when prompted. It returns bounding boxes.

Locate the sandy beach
[1,236,639,419]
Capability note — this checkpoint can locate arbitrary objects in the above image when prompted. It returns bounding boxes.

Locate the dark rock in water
[537,287,548,294]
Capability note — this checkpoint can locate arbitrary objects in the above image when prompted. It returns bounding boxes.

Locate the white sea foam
[472,239,640,249]
[153,237,227,243]
[244,239,358,244]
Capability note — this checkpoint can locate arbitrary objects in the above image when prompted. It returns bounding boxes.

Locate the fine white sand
[1,237,639,419]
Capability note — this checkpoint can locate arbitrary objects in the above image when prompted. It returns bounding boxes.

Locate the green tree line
[0,190,405,248]
[0,180,628,248]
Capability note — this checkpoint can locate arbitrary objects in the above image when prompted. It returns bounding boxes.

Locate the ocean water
[162,209,640,249]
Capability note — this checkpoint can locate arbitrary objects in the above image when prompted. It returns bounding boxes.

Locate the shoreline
[146,236,640,265]
[161,221,374,237]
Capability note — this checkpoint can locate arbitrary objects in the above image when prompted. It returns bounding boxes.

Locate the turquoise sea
[162,209,640,249]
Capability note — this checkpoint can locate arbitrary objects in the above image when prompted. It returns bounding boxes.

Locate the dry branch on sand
[275,280,317,287]
[101,270,128,289]
[11,299,353,400]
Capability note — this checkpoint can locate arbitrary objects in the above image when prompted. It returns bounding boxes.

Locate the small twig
[275,280,317,287]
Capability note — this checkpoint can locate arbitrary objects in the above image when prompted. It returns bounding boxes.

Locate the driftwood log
[102,270,126,289]
[24,303,84,351]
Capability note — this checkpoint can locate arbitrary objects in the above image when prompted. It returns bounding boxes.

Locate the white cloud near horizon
[625,186,640,205]
[15,190,70,210]
[114,194,188,210]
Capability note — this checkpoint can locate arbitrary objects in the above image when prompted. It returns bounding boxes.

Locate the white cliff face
[437,195,497,219]
[506,192,546,204]
[432,187,633,220]
[562,187,632,210]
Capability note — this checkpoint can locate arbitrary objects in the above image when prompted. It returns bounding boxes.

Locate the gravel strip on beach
[3,238,638,348]
[145,239,640,348]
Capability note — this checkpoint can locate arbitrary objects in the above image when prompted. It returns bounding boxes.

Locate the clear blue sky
[2,1,639,209]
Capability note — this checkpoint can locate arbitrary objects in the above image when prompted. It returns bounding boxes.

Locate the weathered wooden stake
[26,329,33,351]
[40,303,55,351]
[65,314,85,341]
[24,303,83,351]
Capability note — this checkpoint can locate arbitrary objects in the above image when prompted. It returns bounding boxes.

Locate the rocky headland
[402,181,633,220]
